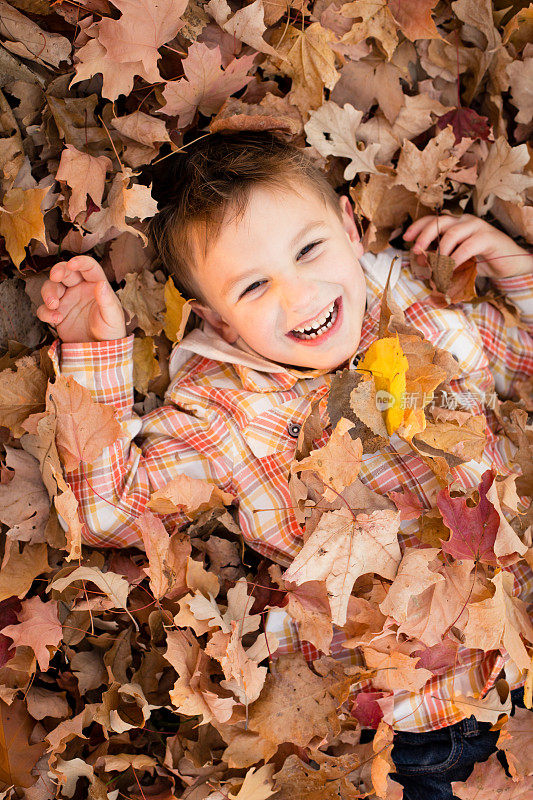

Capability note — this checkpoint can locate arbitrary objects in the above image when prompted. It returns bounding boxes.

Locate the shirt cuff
[47,335,135,411]
[490,272,533,326]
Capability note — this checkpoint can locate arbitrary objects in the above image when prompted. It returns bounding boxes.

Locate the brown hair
[147,130,343,307]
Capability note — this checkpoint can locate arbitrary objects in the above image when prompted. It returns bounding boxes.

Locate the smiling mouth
[288,297,341,341]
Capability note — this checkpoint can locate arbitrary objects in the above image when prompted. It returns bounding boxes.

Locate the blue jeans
[361,687,528,800]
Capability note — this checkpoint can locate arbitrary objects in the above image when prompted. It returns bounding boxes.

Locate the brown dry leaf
[292,417,363,498]
[0,447,49,542]
[362,647,433,692]
[132,335,161,394]
[159,42,256,127]
[207,0,278,57]
[388,0,441,42]
[47,565,131,614]
[210,93,303,136]
[339,0,399,60]
[205,623,273,706]
[164,275,193,343]
[412,412,487,463]
[268,22,339,112]
[0,541,49,603]
[148,473,234,519]
[270,565,333,654]
[304,101,381,179]
[165,628,236,725]
[474,138,533,215]
[272,750,363,799]
[451,685,512,725]
[463,570,533,670]
[394,125,459,206]
[117,269,166,336]
[497,706,533,780]
[452,751,533,799]
[55,144,112,220]
[247,653,353,760]
[138,510,190,600]
[0,186,49,268]
[284,506,401,626]
[0,356,47,438]
[0,698,47,789]
[50,463,83,561]
[0,595,62,671]
[47,375,122,473]
[84,169,158,243]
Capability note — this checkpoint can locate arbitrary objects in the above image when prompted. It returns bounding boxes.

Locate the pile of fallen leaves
[0,0,532,797]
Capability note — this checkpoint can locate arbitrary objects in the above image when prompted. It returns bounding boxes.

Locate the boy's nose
[277,280,319,316]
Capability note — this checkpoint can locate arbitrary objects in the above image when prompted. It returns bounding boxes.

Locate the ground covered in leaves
[0,0,532,798]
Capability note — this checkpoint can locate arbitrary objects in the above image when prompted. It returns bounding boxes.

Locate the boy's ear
[189,301,239,344]
[338,195,364,257]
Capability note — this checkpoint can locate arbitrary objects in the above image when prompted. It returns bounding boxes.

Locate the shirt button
[287,421,301,438]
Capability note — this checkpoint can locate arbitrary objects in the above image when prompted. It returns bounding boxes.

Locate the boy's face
[190,183,367,371]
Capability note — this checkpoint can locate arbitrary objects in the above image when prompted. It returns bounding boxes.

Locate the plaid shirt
[48,248,533,732]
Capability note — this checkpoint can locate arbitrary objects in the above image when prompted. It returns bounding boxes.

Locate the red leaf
[436,470,500,564]
[436,107,491,144]
[351,691,386,728]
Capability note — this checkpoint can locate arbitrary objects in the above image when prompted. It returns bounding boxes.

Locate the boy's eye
[240,279,266,298]
[238,240,323,299]
[297,240,322,259]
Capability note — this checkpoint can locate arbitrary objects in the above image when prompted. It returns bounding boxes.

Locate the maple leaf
[0,355,46,439]
[55,145,112,221]
[46,375,122,473]
[164,276,193,343]
[272,750,363,800]
[284,506,401,626]
[165,628,236,725]
[207,0,279,57]
[507,46,533,125]
[0,698,47,789]
[437,470,500,564]
[159,43,256,128]
[0,541,49,603]
[497,706,533,781]
[268,22,339,112]
[356,335,409,436]
[0,186,49,268]
[132,336,161,394]
[462,569,533,670]
[247,653,353,761]
[394,125,459,206]
[117,268,166,337]
[148,473,235,519]
[292,417,363,499]
[84,169,158,244]
[436,106,491,143]
[362,647,433,692]
[205,622,274,706]
[47,565,131,615]
[0,447,49,543]
[0,595,62,671]
[388,0,441,41]
[452,751,533,799]
[138,510,190,600]
[340,0,399,61]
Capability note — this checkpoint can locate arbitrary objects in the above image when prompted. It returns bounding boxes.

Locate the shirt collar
[168,248,400,392]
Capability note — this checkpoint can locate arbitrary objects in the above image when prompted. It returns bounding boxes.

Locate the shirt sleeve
[467,272,533,399]
[48,336,236,549]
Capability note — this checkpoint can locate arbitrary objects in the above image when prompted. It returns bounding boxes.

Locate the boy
[38,132,532,798]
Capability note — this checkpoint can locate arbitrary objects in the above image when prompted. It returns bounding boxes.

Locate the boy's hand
[37,256,127,343]
[403,214,533,280]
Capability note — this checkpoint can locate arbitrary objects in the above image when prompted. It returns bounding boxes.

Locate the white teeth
[293,301,335,333]
[291,301,339,339]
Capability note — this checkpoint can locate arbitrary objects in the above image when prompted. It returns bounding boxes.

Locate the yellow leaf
[357,336,409,435]
[0,187,49,268]
[164,276,193,343]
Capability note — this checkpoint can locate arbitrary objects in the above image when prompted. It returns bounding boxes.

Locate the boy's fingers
[429,220,480,257]
[447,233,486,267]
[41,278,66,307]
[62,255,108,284]
[410,216,466,253]
[403,215,439,239]
[49,262,84,287]
[36,303,61,326]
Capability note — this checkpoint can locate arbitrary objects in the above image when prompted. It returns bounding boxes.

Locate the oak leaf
[474,137,533,215]
[304,101,381,179]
